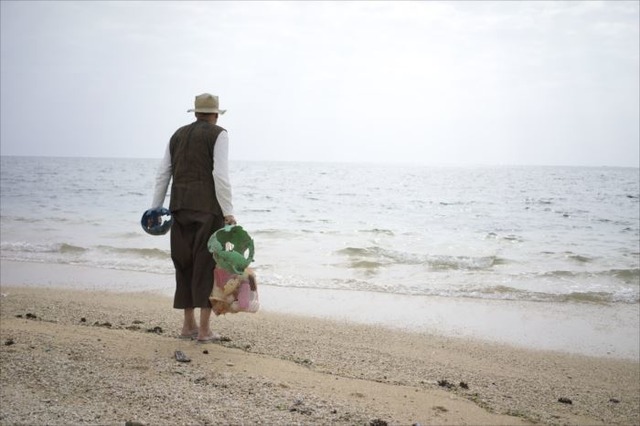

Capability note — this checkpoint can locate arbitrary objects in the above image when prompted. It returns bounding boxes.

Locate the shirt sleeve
[213,130,234,216]
[151,142,172,209]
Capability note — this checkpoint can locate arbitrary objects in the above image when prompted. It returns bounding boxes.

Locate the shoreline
[2,259,639,360]
[1,285,639,425]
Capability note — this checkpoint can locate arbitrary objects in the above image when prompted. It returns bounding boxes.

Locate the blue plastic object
[141,207,173,235]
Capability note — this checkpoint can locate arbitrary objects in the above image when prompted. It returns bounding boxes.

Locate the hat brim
[187,108,226,114]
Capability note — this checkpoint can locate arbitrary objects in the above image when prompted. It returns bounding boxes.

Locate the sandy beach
[1,285,638,426]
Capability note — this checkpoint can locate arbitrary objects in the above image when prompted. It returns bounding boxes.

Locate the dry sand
[1,286,638,426]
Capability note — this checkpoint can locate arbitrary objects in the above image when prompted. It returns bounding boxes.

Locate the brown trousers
[170,209,224,309]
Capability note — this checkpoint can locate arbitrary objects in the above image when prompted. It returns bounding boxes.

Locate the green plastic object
[207,225,255,274]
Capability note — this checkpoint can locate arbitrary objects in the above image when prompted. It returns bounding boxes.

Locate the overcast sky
[1,1,638,166]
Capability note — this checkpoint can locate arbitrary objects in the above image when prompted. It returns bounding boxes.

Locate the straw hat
[187,93,226,114]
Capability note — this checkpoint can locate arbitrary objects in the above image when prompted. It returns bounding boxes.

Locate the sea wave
[2,235,637,306]
[611,268,640,284]
[567,254,593,263]
[113,231,142,239]
[0,242,171,272]
[1,242,170,258]
[258,276,639,304]
[0,242,86,254]
[357,228,395,236]
[336,246,499,270]
[469,285,636,304]
[96,246,170,259]
[2,250,637,304]
[60,243,87,254]
[251,229,302,238]
[538,268,640,285]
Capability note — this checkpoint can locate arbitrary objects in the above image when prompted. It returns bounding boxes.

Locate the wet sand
[2,260,638,360]
[1,286,638,425]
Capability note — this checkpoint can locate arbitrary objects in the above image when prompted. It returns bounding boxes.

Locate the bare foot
[179,328,198,339]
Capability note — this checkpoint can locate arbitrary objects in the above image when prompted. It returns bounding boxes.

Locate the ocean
[1,156,638,304]
[2,156,639,358]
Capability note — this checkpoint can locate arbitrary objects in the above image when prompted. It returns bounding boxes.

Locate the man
[151,93,236,343]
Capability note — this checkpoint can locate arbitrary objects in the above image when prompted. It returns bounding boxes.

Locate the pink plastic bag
[210,267,259,316]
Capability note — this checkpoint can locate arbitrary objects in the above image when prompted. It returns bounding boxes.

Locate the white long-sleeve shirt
[151,130,234,216]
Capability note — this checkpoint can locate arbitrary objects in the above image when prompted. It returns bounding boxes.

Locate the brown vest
[168,120,224,215]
